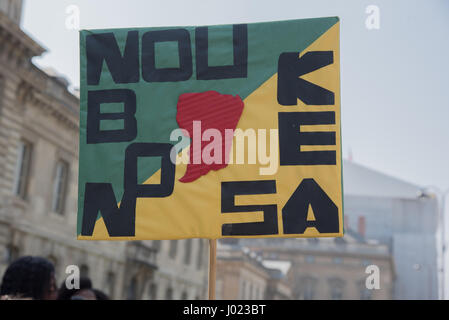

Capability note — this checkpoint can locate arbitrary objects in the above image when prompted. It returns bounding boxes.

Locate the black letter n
[86,31,139,85]
[81,183,136,237]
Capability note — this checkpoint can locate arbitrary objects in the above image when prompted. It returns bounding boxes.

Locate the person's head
[70,288,97,300]
[93,288,109,300]
[57,276,96,300]
[0,256,57,300]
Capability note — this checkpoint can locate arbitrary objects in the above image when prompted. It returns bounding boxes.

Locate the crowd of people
[0,256,109,300]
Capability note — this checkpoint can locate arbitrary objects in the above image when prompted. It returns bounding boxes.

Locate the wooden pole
[208,239,217,300]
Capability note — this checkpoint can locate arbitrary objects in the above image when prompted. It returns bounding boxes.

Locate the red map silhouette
[176,91,244,183]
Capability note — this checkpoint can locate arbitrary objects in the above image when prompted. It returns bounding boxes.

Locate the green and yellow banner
[78,17,343,240]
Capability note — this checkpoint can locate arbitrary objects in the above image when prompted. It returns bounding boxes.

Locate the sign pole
[208,239,217,300]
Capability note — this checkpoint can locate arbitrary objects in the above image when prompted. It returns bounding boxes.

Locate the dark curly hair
[57,276,93,300]
[0,256,55,300]
[93,288,109,300]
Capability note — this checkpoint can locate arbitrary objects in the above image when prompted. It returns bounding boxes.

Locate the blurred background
[0,0,448,299]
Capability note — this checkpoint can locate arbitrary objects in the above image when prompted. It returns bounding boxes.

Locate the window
[305,255,315,264]
[6,245,20,264]
[127,276,138,300]
[13,140,32,199]
[105,272,116,298]
[331,286,343,300]
[0,76,4,115]
[331,286,343,299]
[52,160,69,214]
[149,283,158,300]
[248,283,253,300]
[328,278,345,300]
[152,240,161,251]
[302,277,317,300]
[165,287,173,300]
[196,239,204,270]
[362,259,371,267]
[239,280,246,299]
[360,287,372,300]
[358,279,372,300]
[333,257,343,264]
[13,2,20,23]
[169,240,178,259]
[183,239,192,265]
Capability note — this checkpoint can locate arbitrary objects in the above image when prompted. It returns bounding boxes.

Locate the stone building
[123,239,208,300]
[342,160,439,299]
[233,160,438,300]
[216,241,293,300]
[0,0,208,299]
[149,239,208,300]
[262,260,292,300]
[240,229,395,300]
[0,0,22,25]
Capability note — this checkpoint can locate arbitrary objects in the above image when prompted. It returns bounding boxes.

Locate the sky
[20,0,449,194]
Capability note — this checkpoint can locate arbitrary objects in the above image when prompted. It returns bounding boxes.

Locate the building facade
[149,239,208,300]
[0,1,208,299]
[234,160,438,300]
[240,230,394,300]
[0,1,131,298]
[216,241,293,300]
[342,160,439,299]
